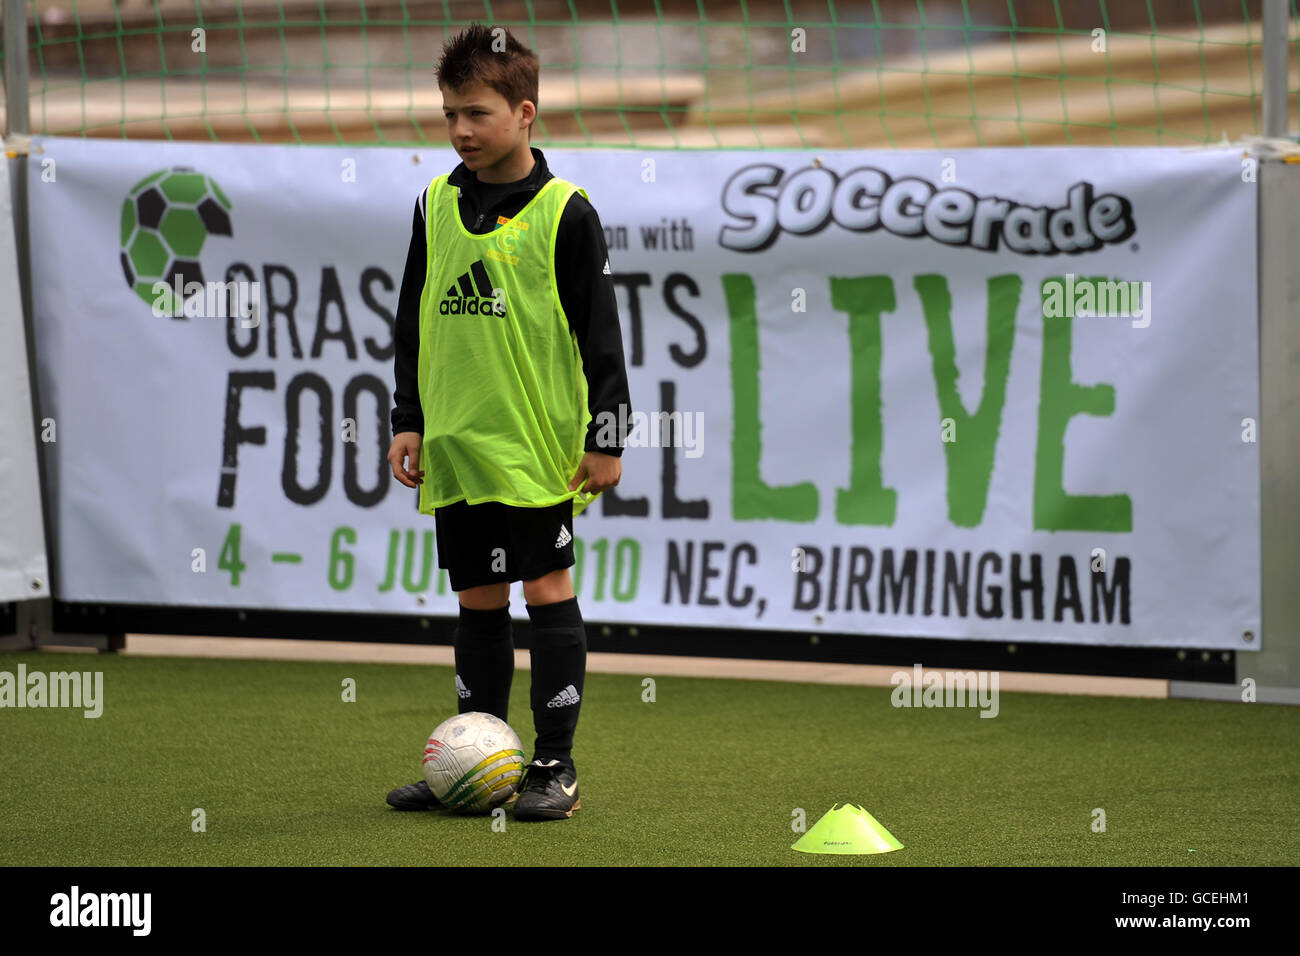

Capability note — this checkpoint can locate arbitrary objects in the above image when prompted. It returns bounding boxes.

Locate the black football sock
[526,596,586,768]
[453,602,514,723]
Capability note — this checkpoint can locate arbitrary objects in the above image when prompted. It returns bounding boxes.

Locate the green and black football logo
[119,167,233,313]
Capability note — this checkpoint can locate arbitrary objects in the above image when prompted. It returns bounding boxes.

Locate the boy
[385,24,631,821]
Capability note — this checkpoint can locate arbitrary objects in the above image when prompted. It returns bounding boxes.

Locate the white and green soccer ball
[422,712,525,813]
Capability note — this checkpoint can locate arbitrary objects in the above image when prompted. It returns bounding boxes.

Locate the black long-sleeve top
[391,146,630,458]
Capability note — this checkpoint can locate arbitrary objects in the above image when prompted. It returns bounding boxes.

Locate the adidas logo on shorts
[546,684,581,708]
[555,526,572,549]
[455,674,471,699]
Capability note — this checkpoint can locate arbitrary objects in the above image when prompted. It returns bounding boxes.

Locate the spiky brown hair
[436,24,540,137]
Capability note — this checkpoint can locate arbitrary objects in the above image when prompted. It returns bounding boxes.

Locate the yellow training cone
[791,804,904,855]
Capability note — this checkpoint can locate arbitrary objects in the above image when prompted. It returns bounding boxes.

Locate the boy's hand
[388,431,424,488]
[569,451,621,496]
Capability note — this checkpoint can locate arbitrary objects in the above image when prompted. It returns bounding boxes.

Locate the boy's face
[441,82,534,177]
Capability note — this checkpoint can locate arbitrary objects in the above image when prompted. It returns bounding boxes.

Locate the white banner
[27,138,1259,647]
[0,160,50,603]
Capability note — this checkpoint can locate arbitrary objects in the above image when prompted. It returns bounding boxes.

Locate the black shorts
[434,499,576,592]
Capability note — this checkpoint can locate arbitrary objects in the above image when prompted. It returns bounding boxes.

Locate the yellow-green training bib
[416,173,598,516]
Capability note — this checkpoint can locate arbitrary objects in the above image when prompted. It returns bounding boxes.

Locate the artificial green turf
[0,649,1296,866]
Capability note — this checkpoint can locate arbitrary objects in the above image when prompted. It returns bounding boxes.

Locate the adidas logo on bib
[455,674,471,699]
[439,259,505,317]
[546,684,581,708]
[555,526,572,548]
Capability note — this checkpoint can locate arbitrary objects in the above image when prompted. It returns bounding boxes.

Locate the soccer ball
[119,166,233,313]
[422,712,525,813]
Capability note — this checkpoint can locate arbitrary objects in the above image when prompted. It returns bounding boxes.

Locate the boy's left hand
[569,451,622,496]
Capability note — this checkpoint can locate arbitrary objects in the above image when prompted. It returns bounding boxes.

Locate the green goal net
[3,0,1298,149]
